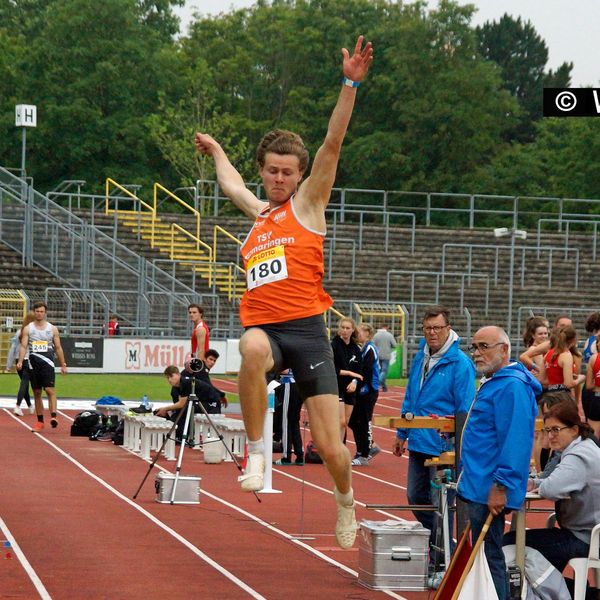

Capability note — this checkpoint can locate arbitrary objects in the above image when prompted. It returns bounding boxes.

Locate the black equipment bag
[70,410,103,437]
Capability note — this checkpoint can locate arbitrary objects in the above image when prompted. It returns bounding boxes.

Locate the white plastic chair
[547,514,600,599]
[568,522,600,600]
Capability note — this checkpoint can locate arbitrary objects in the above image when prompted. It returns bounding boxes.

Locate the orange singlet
[239,198,333,327]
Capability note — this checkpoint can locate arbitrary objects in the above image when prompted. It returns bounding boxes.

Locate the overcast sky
[174,0,599,87]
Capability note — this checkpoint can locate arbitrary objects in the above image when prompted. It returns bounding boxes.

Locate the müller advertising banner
[64,338,233,374]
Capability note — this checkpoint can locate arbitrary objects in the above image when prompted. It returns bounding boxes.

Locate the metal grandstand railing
[536,218,600,261]
[0,167,206,335]
[196,180,600,229]
[440,243,581,289]
[386,270,490,314]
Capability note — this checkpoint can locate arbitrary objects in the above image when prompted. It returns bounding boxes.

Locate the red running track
[0,386,552,599]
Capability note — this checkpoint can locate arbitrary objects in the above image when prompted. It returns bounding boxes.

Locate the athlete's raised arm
[296,35,373,218]
[195,132,266,219]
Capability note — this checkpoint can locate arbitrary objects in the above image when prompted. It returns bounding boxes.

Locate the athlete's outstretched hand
[195,132,220,156]
[341,35,373,83]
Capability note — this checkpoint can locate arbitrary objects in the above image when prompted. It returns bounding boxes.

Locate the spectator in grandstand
[6,312,35,416]
[504,400,600,576]
[393,306,475,562]
[348,323,380,466]
[188,303,209,362]
[17,301,68,431]
[585,336,600,438]
[102,314,121,336]
[583,312,600,364]
[273,369,304,465]
[521,316,549,374]
[458,326,540,600]
[372,324,396,392]
[538,326,585,395]
[520,314,572,371]
[331,317,363,443]
[194,35,373,549]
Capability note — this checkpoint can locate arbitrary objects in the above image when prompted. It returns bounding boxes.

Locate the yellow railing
[105,178,156,247]
[220,263,245,301]
[213,225,244,292]
[213,224,242,256]
[169,223,213,263]
[154,183,200,250]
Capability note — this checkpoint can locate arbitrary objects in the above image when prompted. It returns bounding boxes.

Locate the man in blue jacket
[393,306,475,563]
[457,326,541,600]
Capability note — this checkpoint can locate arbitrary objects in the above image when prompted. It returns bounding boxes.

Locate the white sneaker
[13,407,23,416]
[334,487,358,549]
[28,405,35,414]
[238,453,265,492]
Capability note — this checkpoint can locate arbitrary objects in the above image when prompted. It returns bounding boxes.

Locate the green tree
[470,118,600,202]
[477,14,572,142]
[2,0,182,191]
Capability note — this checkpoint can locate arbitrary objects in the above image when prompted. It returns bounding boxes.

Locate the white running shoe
[334,487,358,549]
[238,453,265,492]
[13,407,23,416]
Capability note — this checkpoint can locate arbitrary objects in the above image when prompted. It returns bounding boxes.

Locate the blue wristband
[342,76,360,88]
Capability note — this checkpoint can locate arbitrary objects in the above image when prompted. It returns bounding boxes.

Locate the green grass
[0,373,406,403]
[0,373,238,404]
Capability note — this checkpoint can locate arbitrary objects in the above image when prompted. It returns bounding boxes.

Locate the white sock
[336,487,354,506]
[248,438,264,454]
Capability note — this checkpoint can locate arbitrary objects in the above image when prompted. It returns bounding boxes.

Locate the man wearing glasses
[392,306,475,568]
[457,326,541,600]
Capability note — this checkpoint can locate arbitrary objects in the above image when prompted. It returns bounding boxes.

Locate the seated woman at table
[503,400,600,573]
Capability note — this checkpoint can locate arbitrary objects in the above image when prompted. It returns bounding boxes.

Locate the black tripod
[133,393,261,503]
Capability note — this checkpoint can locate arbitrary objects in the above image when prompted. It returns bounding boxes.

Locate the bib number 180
[246,246,288,290]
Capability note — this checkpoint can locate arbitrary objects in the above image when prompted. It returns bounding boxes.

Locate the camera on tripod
[185,353,204,373]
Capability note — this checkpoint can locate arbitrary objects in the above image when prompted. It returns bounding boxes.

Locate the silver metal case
[358,519,430,590]
[155,472,201,504]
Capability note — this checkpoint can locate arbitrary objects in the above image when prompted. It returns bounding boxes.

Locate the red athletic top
[544,349,577,385]
[239,198,332,327]
[191,321,210,357]
[593,353,600,387]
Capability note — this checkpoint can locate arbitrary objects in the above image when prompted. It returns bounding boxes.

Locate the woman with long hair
[522,316,549,377]
[539,325,585,394]
[6,312,35,416]
[331,317,362,443]
[348,323,380,466]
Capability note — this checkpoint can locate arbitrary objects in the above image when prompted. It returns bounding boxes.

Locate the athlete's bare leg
[33,388,44,416]
[305,394,352,494]
[238,328,275,441]
[45,387,57,415]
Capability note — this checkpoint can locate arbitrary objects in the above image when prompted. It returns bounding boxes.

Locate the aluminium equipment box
[155,472,201,504]
[358,519,429,591]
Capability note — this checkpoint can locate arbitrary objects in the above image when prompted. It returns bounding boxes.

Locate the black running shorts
[29,357,56,389]
[246,314,338,400]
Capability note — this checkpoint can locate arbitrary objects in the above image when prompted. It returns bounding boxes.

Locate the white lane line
[14,410,410,599]
[4,411,265,600]
[0,517,52,600]
[197,488,409,600]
